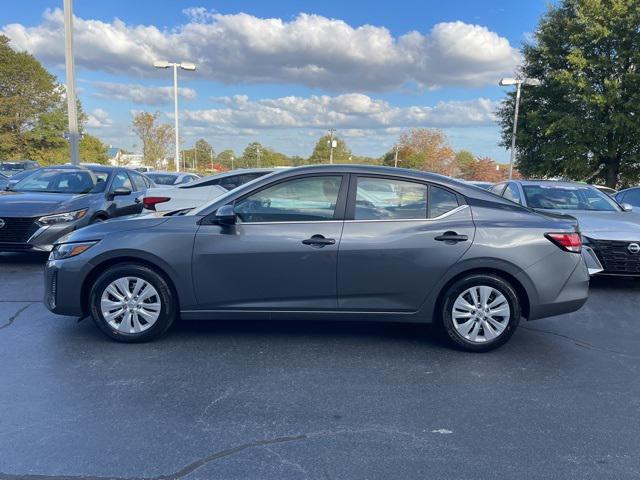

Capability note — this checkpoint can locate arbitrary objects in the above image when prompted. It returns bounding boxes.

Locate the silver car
[490,180,640,276]
[44,165,589,352]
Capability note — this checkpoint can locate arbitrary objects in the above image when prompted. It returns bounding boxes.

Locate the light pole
[393,144,399,168]
[499,77,541,179]
[256,145,261,168]
[154,61,196,172]
[328,128,336,164]
[230,155,235,170]
[63,0,80,165]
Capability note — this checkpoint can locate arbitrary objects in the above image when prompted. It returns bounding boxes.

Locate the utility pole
[194,145,198,171]
[256,145,261,168]
[328,128,336,164]
[210,148,214,172]
[231,156,235,170]
[63,0,80,165]
[393,144,399,168]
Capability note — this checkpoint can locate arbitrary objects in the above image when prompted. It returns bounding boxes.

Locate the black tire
[89,263,177,342]
[438,273,521,352]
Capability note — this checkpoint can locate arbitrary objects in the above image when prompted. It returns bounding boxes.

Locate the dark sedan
[45,165,589,352]
[0,165,152,252]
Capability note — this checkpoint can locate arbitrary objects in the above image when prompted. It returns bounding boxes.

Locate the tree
[0,35,62,159]
[131,112,174,168]
[239,142,292,168]
[79,134,109,164]
[308,134,351,164]
[382,129,455,174]
[216,149,237,170]
[454,150,477,179]
[497,0,640,188]
[183,138,214,170]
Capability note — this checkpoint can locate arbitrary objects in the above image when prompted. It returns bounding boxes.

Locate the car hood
[537,209,640,240]
[58,214,169,244]
[0,190,91,217]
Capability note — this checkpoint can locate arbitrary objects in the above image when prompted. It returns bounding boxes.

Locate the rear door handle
[434,231,468,243]
[302,234,336,247]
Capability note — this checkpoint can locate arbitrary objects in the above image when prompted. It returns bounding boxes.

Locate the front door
[192,174,347,310]
[337,176,475,311]
[108,171,139,217]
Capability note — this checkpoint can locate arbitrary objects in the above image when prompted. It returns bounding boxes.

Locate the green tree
[79,134,109,164]
[454,150,477,179]
[131,112,174,168]
[239,142,292,168]
[308,134,351,164]
[216,149,237,170]
[0,35,62,159]
[497,0,640,188]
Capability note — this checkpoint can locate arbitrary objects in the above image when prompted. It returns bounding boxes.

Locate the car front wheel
[439,273,520,352]
[89,264,176,342]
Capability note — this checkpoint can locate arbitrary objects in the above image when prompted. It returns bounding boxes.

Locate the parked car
[45,165,589,351]
[0,160,40,176]
[0,172,8,190]
[0,165,152,252]
[490,180,640,276]
[145,171,199,186]
[615,187,640,209]
[143,168,274,212]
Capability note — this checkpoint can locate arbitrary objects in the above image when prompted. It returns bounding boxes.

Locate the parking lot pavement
[0,253,639,480]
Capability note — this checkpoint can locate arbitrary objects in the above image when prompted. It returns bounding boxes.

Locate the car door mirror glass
[621,202,633,212]
[215,204,237,225]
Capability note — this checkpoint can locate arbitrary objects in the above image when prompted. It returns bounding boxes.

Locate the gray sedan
[44,165,589,351]
[490,180,640,275]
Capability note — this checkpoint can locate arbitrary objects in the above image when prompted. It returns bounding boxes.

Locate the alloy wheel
[100,277,161,334]
[451,286,510,343]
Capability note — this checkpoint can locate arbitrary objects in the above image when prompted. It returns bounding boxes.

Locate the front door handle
[302,234,336,247]
[434,231,468,243]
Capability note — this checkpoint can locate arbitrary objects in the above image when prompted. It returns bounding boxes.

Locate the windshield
[147,173,178,185]
[523,184,620,211]
[12,169,105,194]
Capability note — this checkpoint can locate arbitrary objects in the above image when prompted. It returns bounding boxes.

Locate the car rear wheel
[439,274,520,352]
[89,264,176,342]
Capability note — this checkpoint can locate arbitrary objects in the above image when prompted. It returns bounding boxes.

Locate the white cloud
[183,93,498,130]
[3,9,520,91]
[92,82,197,105]
[85,108,112,128]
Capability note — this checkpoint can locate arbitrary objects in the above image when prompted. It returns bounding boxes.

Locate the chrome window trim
[238,220,344,226]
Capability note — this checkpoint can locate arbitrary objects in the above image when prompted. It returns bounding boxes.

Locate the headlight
[49,241,97,260]
[37,209,88,226]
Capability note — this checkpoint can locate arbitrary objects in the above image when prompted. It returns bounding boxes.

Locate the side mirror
[621,203,633,212]
[214,204,237,225]
[108,187,132,199]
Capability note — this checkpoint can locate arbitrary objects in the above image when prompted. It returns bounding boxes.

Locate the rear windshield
[147,173,178,185]
[523,185,619,211]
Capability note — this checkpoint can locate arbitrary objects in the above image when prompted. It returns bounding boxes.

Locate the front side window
[355,177,428,220]
[111,172,133,191]
[234,176,342,222]
[130,172,148,191]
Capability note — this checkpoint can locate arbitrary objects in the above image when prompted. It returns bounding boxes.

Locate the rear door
[337,176,475,312]
[192,174,348,310]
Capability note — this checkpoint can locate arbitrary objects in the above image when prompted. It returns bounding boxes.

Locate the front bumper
[584,237,640,276]
[44,257,87,316]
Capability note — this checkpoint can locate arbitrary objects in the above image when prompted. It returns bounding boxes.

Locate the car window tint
[502,183,522,204]
[130,172,147,191]
[354,177,428,220]
[430,186,459,217]
[111,171,133,191]
[621,189,640,206]
[235,176,342,222]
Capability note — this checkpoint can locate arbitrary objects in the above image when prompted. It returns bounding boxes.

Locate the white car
[142,168,274,212]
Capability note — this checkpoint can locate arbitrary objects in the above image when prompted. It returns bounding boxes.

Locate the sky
[0,1,550,161]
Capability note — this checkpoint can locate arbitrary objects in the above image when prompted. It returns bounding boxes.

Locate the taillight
[545,232,582,253]
[143,196,170,211]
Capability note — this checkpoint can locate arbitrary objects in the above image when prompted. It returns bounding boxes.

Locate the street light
[63,0,80,165]
[327,128,336,164]
[499,77,541,179]
[154,61,197,172]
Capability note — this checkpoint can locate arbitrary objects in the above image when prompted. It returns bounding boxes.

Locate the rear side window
[502,183,522,204]
[430,186,459,217]
[489,183,507,195]
[621,189,640,206]
[354,177,428,220]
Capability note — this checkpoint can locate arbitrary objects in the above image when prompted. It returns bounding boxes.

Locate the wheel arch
[80,256,180,317]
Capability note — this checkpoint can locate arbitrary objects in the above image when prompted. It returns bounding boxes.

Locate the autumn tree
[382,129,455,174]
[131,112,174,168]
[498,0,640,188]
[308,134,351,164]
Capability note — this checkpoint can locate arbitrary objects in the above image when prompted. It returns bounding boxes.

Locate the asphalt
[0,252,639,480]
